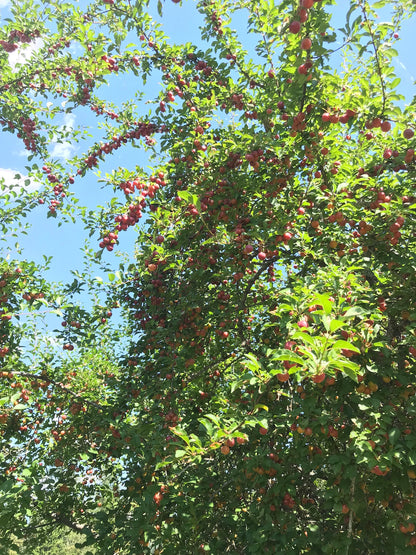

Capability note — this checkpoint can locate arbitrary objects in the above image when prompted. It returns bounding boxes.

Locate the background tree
[1,0,416,553]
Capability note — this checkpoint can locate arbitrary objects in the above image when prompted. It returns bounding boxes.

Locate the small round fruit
[289,20,301,34]
[403,128,414,139]
[301,38,312,50]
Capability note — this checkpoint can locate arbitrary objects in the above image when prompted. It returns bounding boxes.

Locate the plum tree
[1,0,416,553]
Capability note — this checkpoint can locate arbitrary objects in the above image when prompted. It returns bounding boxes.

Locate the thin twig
[348,477,356,538]
[359,1,386,115]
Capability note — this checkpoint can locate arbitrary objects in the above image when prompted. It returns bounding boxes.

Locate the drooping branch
[11,370,104,410]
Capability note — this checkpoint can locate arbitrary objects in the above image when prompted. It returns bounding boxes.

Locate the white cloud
[0,0,10,7]
[50,113,77,160]
[0,168,40,193]
[8,37,43,71]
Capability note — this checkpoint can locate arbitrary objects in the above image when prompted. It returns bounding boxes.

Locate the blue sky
[0,0,415,288]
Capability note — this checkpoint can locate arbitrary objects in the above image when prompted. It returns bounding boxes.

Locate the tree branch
[11,370,104,410]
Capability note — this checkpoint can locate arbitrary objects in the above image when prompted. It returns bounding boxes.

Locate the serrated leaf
[292,331,317,347]
[322,315,331,332]
[243,353,262,369]
[342,365,359,382]
[271,352,304,365]
[314,293,334,315]
[343,306,367,318]
[330,320,345,333]
[203,414,221,426]
[332,340,360,353]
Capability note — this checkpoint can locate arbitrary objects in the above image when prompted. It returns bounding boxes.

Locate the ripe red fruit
[221,444,230,455]
[380,121,391,132]
[156,235,165,244]
[403,128,414,139]
[289,20,301,34]
[371,465,388,476]
[259,427,268,435]
[301,0,314,8]
[301,38,312,50]
[312,373,326,384]
[258,251,266,260]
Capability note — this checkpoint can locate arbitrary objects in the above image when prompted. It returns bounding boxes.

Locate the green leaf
[388,428,401,445]
[343,306,367,318]
[314,294,334,315]
[271,352,304,365]
[254,404,269,412]
[292,331,317,347]
[332,340,360,353]
[329,320,345,333]
[342,366,359,382]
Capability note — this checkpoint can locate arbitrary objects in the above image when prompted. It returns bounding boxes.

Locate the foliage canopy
[1,0,416,552]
